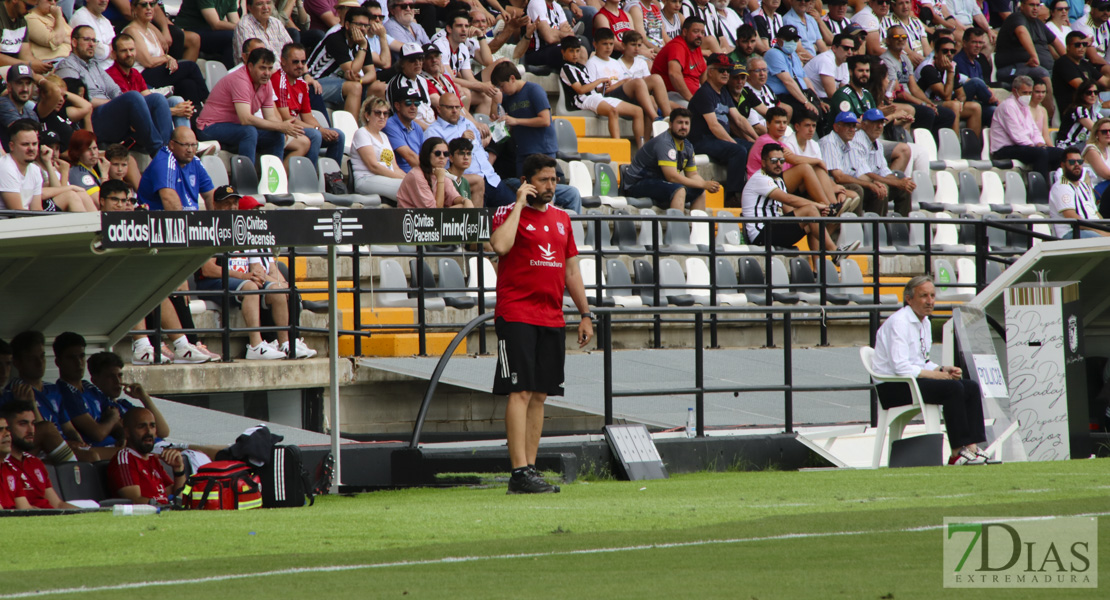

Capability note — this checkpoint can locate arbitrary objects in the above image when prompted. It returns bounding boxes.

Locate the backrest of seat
[611,209,639,248]
[938,128,962,161]
[632,258,655,304]
[860,212,882,247]
[473,113,492,126]
[838,220,864,249]
[933,220,959,246]
[331,110,359,150]
[554,118,577,151]
[568,160,593,197]
[595,162,618,196]
[935,171,958,203]
[652,120,668,138]
[663,208,691,246]
[437,258,468,297]
[957,171,979,205]
[736,257,766,285]
[1027,171,1049,203]
[956,257,977,287]
[311,109,331,128]
[913,128,939,160]
[979,171,1004,205]
[579,257,598,287]
[637,208,657,247]
[53,462,107,502]
[715,213,742,246]
[605,259,634,295]
[572,219,588,249]
[465,256,497,297]
[685,257,710,295]
[859,346,878,378]
[768,257,790,287]
[204,61,227,91]
[960,128,982,160]
[934,258,958,293]
[888,221,911,246]
[201,155,229,188]
[820,259,841,293]
[583,210,612,249]
[787,257,816,293]
[838,258,866,295]
[318,157,342,193]
[230,155,259,195]
[378,259,410,304]
[980,127,992,158]
[1004,170,1027,205]
[984,215,1009,248]
[911,170,933,205]
[907,210,928,247]
[409,258,439,297]
[658,258,687,295]
[287,156,319,194]
[714,258,740,290]
[957,214,979,245]
[689,209,710,247]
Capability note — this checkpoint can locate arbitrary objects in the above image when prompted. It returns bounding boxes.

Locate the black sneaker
[529,466,561,493]
[507,470,559,494]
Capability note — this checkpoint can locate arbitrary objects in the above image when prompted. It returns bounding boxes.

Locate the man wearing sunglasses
[273,42,345,168]
[805,31,855,101]
[881,0,929,67]
[741,142,840,255]
[916,36,986,135]
[1052,30,1110,115]
[1049,148,1110,238]
[1071,1,1110,73]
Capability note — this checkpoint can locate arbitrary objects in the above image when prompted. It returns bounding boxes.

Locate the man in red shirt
[0,415,31,510]
[105,34,196,130]
[490,154,593,494]
[107,408,186,505]
[0,401,77,509]
[272,42,345,167]
[651,16,708,104]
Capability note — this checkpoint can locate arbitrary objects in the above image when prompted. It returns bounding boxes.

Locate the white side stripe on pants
[499,340,509,378]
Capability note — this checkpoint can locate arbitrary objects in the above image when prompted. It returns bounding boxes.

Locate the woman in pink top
[396,137,474,209]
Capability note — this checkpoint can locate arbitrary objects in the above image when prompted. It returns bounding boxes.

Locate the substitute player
[491,154,594,494]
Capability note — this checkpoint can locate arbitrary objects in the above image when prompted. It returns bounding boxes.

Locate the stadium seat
[258,155,289,195]
[53,462,128,504]
[1028,214,1053,245]
[1026,171,1050,211]
[689,209,711,251]
[839,259,898,304]
[575,257,614,307]
[379,259,445,309]
[860,347,944,468]
[837,216,868,251]
[860,212,894,252]
[472,113,492,126]
[603,259,644,307]
[408,258,438,299]
[984,214,1022,253]
[956,257,979,294]
[910,170,932,210]
[572,219,590,251]
[651,120,668,137]
[685,257,748,305]
[567,160,598,207]
[204,61,227,93]
[610,209,644,251]
[913,128,945,170]
[787,257,822,305]
[714,210,748,251]
[711,258,751,305]
[657,258,697,306]
[632,259,657,306]
[817,259,852,305]
[979,171,1012,214]
[436,258,477,309]
[201,155,229,188]
[919,171,963,213]
[611,164,653,209]
[584,209,617,251]
[662,208,697,253]
[931,213,967,252]
[230,155,260,195]
[465,256,497,308]
[311,109,332,128]
[637,208,658,248]
[288,156,325,205]
[331,110,359,153]
[738,257,774,305]
[555,84,592,117]
[555,118,610,162]
[934,258,973,302]
[886,221,916,252]
[907,210,928,249]
[956,172,989,214]
[1003,171,1036,215]
[319,157,381,207]
[768,258,801,305]
[937,128,969,170]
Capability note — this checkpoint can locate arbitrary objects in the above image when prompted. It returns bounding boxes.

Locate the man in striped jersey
[306,7,374,116]
[1049,148,1109,238]
[740,142,840,254]
[682,0,731,54]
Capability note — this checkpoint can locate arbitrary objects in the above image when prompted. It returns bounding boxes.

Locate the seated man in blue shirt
[137,127,215,211]
[425,93,514,208]
[782,0,829,63]
[765,25,827,125]
[383,86,426,173]
[952,27,999,124]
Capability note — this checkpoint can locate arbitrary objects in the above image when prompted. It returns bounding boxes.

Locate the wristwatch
[582,312,596,320]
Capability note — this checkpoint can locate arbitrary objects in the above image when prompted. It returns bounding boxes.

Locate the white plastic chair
[978,170,1006,212]
[568,161,593,198]
[257,155,289,195]
[465,256,497,306]
[684,257,747,305]
[689,209,711,249]
[331,110,359,153]
[934,258,973,301]
[860,347,943,468]
[652,120,668,138]
[376,259,446,310]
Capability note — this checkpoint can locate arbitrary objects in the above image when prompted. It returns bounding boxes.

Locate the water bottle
[113,504,160,516]
[686,407,697,438]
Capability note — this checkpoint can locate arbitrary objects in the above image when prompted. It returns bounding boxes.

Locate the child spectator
[590,29,671,122]
[104,143,141,192]
[559,36,644,148]
[446,137,474,201]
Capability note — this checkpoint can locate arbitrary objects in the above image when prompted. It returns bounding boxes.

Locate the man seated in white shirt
[587,28,671,123]
[871,275,992,466]
[1049,148,1110,239]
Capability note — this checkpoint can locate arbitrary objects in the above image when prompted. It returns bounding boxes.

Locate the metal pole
[603,314,613,426]
[694,312,703,437]
[416,245,427,356]
[652,218,661,348]
[351,244,361,357]
[220,251,232,362]
[328,245,341,493]
[783,311,793,435]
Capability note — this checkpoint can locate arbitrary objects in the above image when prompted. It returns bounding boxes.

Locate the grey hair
[1013,75,1034,90]
[903,275,934,304]
[746,56,766,69]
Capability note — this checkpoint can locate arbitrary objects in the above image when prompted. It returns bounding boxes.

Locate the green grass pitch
[2,459,1107,599]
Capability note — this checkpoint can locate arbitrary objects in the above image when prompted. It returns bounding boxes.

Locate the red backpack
[182,461,263,510]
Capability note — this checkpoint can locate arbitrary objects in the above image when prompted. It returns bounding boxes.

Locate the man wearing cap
[433,10,498,116]
[688,53,753,202]
[426,93,513,208]
[651,16,708,105]
[621,107,717,210]
[55,25,175,157]
[274,42,345,168]
[137,126,215,211]
[386,0,431,47]
[851,109,913,215]
[388,42,435,128]
[233,0,294,65]
[420,42,469,118]
[805,32,855,101]
[765,24,826,122]
[384,85,426,173]
[306,7,374,116]
[0,65,39,136]
[782,0,827,63]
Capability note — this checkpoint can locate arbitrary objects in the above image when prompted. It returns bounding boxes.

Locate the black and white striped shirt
[823,15,852,36]
[740,170,788,241]
[1057,105,1095,149]
[880,15,926,54]
[752,9,782,42]
[560,62,599,110]
[682,0,723,40]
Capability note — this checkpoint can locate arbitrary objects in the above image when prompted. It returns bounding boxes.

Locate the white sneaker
[172,341,211,364]
[194,342,221,361]
[246,342,286,360]
[132,344,155,365]
[281,338,318,359]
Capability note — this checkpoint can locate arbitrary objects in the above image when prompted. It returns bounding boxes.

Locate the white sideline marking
[3,512,1107,598]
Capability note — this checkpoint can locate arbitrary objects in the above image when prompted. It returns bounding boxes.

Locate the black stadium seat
[436,259,477,309]
[53,462,129,505]
[737,257,798,305]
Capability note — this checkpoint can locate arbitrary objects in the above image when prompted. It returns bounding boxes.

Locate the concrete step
[341,332,465,357]
[579,137,631,164]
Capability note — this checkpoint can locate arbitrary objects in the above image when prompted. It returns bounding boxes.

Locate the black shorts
[492,318,566,396]
[751,221,806,248]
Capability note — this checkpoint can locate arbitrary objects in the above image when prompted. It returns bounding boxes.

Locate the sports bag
[182,461,263,510]
[257,445,315,508]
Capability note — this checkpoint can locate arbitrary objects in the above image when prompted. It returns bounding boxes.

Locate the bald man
[137,127,216,211]
[106,408,186,505]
